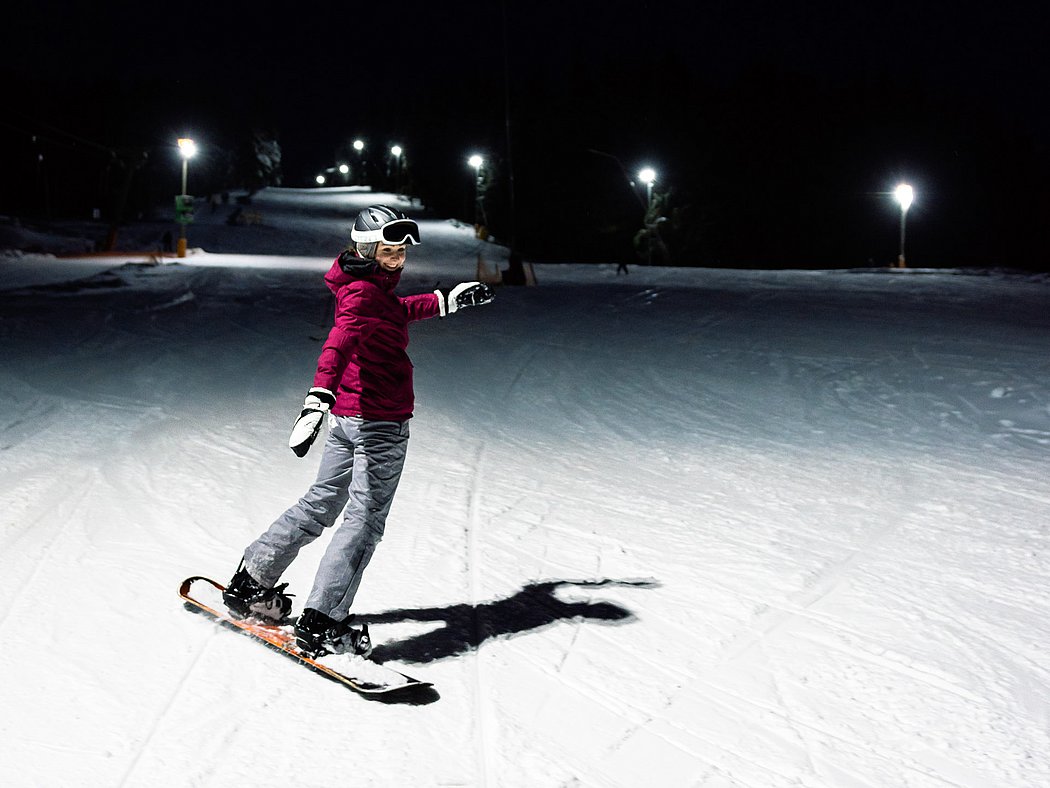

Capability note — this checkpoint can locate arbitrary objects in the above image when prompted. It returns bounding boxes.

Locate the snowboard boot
[222,561,294,623]
[295,608,372,659]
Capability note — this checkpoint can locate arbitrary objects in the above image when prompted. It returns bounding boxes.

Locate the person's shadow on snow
[363,578,658,665]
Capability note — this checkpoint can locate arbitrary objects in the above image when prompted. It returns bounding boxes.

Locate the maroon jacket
[313,252,440,420]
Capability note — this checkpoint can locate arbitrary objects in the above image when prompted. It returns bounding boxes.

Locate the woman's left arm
[400,292,442,322]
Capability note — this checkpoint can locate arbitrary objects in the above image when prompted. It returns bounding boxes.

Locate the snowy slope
[1,189,1048,787]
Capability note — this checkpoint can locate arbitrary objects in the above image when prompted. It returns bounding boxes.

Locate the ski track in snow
[116,629,217,787]
[1,189,1049,787]
[467,436,496,787]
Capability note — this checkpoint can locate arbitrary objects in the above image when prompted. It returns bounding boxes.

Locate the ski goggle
[352,219,421,246]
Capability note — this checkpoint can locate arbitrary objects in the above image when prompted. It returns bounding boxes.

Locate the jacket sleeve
[400,292,441,322]
[313,283,383,391]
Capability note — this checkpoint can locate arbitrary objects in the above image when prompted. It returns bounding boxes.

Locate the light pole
[390,145,403,194]
[468,154,485,233]
[353,139,365,185]
[638,167,656,207]
[176,137,197,258]
[894,183,914,268]
[638,167,657,265]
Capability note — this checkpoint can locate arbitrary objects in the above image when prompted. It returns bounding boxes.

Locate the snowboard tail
[179,576,430,696]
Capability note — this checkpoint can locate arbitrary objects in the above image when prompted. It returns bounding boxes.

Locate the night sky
[3,0,1048,268]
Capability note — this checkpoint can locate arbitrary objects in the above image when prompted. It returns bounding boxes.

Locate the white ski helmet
[350,205,421,259]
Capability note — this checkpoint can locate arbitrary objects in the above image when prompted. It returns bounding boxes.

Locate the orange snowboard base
[179,576,431,696]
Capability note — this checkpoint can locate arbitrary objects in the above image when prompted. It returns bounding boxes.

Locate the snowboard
[179,576,430,696]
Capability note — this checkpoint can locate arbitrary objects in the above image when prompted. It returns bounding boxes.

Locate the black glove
[434,282,495,317]
[288,387,336,457]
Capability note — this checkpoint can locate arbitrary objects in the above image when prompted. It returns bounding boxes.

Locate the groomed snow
[1,189,1048,787]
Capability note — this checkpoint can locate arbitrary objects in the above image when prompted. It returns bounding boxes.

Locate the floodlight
[895,183,914,211]
[177,138,197,159]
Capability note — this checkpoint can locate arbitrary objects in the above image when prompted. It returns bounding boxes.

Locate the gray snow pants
[242,415,409,620]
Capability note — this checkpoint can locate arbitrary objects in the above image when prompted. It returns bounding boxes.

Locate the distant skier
[222,205,494,658]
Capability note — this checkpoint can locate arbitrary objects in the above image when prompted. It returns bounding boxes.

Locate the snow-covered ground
[1,189,1048,787]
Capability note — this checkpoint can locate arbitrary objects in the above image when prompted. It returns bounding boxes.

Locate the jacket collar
[326,249,401,293]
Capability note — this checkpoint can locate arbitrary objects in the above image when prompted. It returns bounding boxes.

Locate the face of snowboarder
[375,243,407,271]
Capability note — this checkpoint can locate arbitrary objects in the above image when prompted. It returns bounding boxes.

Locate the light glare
[895,183,914,211]
[177,138,197,159]
[638,167,656,185]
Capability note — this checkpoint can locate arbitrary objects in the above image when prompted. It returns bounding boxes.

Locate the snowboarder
[222,205,494,658]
